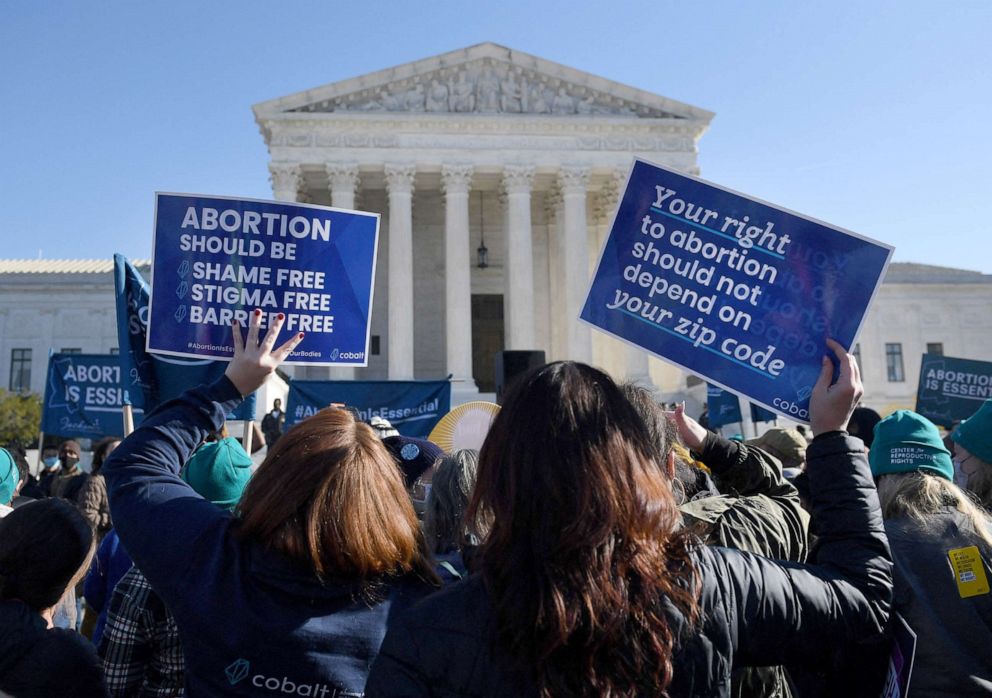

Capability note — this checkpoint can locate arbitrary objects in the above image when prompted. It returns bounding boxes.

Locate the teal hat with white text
[870,410,953,481]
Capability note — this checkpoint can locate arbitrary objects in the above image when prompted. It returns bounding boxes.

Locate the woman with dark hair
[366,341,892,697]
[103,313,438,696]
[0,498,107,697]
[423,449,479,582]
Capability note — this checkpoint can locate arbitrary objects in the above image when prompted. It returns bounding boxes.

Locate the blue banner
[114,254,256,421]
[41,353,140,439]
[581,159,893,424]
[285,380,451,439]
[707,384,742,429]
[147,193,379,366]
[916,353,992,428]
[750,402,778,424]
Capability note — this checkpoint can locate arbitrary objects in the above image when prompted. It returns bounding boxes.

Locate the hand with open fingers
[669,402,708,451]
[809,337,864,436]
[224,310,305,397]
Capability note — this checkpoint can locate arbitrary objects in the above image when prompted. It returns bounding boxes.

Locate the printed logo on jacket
[223,657,361,696]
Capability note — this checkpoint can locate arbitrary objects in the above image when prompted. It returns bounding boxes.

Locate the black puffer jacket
[365,433,892,697]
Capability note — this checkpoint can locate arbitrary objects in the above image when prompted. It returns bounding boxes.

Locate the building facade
[252,42,714,398]
[2,43,990,422]
[3,258,988,417]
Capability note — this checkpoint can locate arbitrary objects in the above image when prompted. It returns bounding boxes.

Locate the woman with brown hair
[366,341,893,697]
[103,312,438,696]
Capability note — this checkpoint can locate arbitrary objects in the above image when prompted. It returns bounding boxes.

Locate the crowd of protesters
[0,313,990,696]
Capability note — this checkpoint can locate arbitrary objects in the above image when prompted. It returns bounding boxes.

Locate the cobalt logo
[338,352,365,360]
[329,348,340,360]
[225,658,250,685]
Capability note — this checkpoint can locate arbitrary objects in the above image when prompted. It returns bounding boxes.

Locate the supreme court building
[252,42,714,399]
[6,43,990,422]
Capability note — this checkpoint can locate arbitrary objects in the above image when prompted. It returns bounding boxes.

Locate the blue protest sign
[750,402,778,424]
[915,353,992,428]
[285,380,451,439]
[114,254,256,421]
[707,384,742,429]
[581,159,893,424]
[41,353,140,439]
[147,193,379,366]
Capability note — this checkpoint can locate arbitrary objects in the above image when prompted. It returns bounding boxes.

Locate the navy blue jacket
[83,528,133,646]
[103,377,435,697]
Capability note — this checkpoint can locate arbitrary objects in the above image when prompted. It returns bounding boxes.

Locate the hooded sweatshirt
[102,376,436,696]
[0,599,108,697]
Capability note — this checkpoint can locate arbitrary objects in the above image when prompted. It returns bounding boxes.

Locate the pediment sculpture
[290,60,682,119]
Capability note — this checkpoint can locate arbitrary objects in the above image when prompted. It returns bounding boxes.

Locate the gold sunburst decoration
[428,401,501,453]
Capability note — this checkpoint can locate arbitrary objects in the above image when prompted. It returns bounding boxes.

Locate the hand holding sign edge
[226,310,304,398]
[809,338,863,437]
[669,402,708,452]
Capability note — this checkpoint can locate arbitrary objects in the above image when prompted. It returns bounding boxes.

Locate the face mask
[43,456,59,468]
[953,459,970,490]
[61,455,79,469]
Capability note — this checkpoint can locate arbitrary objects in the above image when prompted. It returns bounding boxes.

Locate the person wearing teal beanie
[0,448,20,515]
[865,409,992,695]
[869,410,954,481]
[952,398,992,509]
[181,437,252,510]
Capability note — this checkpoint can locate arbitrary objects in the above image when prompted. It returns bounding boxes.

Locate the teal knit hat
[952,398,992,465]
[870,410,953,481]
[0,448,18,505]
[181,437,252,510]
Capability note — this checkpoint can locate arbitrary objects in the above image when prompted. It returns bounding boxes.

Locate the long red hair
[235,407,437,592]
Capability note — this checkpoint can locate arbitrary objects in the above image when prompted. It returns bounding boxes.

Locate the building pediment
[253,42,713,122]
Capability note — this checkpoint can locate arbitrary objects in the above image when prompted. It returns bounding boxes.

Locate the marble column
[502,165,536,350]
[326,163,361,380]
[384,164,416,379]
[544,184,565,360]
[326,162,359,210]
[441,164,477,392]
[268,162,302,202]
[559,165,592,363]
[609,167,651,385]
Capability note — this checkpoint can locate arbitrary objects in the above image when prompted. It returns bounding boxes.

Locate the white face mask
[952,459,971,489]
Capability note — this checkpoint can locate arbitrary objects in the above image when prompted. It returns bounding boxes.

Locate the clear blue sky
[2,1,990,272]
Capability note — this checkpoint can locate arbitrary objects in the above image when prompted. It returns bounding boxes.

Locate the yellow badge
[947,546,990,599]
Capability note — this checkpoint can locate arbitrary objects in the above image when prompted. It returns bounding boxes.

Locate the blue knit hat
[870,410,953,481]
[952,398,992,465]
[0,448,18,505]
[181,437,252,510]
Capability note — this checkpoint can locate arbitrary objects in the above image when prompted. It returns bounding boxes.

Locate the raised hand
[224,310,304,397]
[669,402,709,451]
[809,337,864,436]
